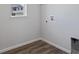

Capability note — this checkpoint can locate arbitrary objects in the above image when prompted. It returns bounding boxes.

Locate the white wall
[1,4,79,53]
[0,4,40,50]
[41,4,79,52]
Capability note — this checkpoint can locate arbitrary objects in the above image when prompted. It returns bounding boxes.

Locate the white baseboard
[0,37,41,53]
[40,37,71,54]
[0,37,71,54]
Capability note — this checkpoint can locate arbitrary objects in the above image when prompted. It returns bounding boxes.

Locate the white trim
[40,37,71,54]
[0,37,41,53]
[0,37,71,54]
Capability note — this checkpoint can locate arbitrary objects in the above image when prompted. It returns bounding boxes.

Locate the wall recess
[11,4,27,17]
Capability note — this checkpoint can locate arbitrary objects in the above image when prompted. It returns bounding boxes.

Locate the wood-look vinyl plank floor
[3,40,67,54]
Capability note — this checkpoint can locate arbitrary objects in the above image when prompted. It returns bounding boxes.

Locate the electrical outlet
[50,16,54,21]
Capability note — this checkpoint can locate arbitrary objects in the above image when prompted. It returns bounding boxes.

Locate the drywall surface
[0,4,40,50]
[41,4,79,51]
